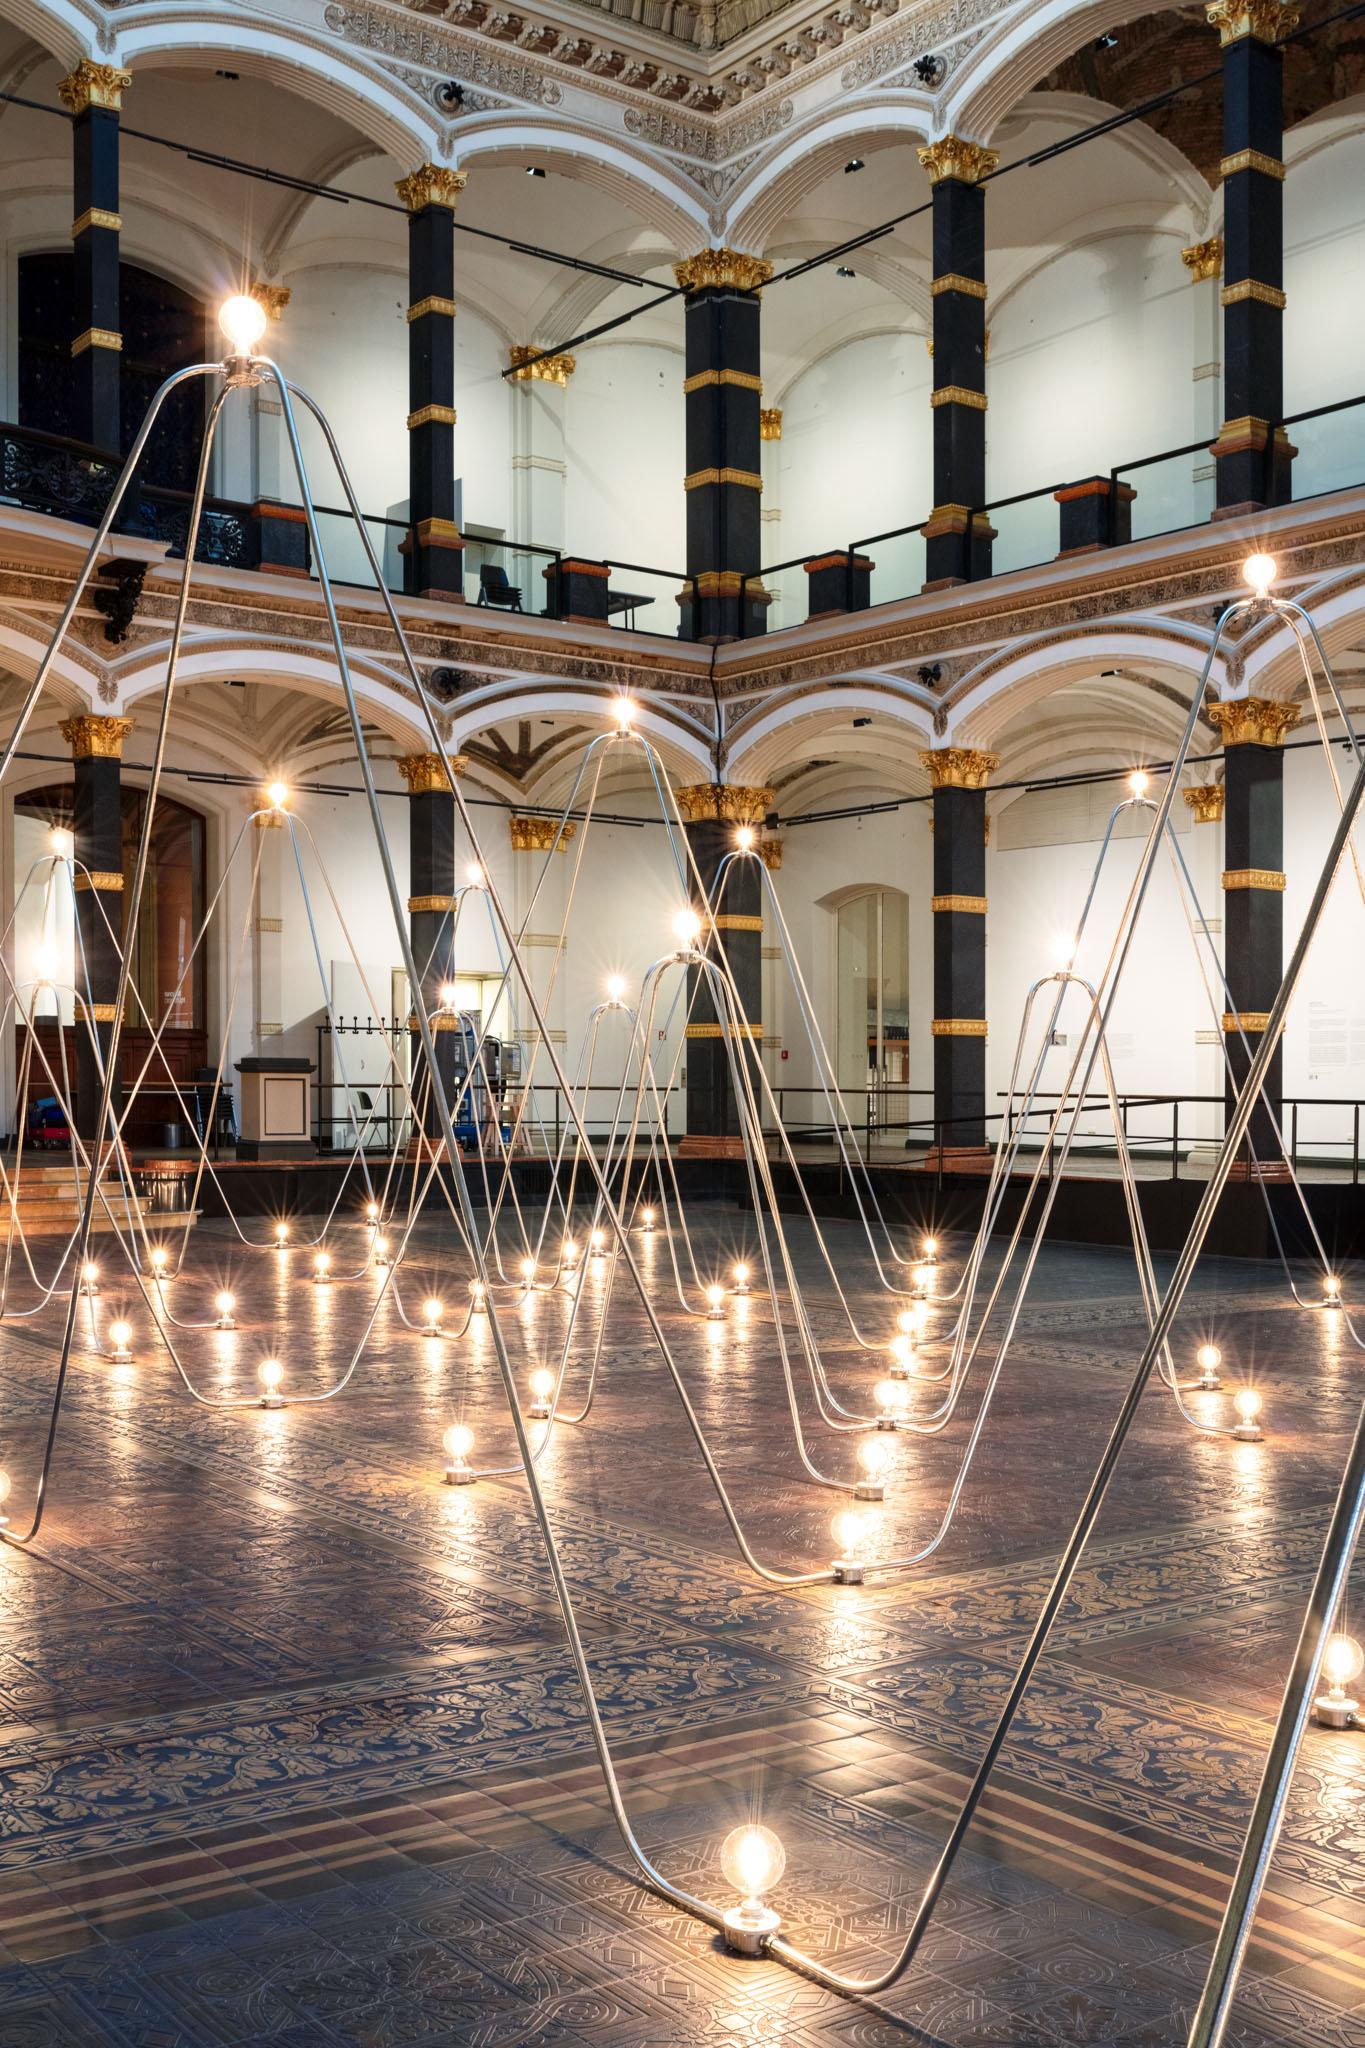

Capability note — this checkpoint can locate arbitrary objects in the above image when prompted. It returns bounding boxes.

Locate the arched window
[17,255,205,490]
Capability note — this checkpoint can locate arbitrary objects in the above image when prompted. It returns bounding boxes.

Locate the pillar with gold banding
[922,747,996,1166]
[59,61,130,452]
[396,165,466,601]
[399,751,465,1144]
[675,783,771,1157]
[61,714,132,1139]
[1207,1,1297,513]
[1209,696,1297,1176]
[673,250,772,644]
[918,138,997,589]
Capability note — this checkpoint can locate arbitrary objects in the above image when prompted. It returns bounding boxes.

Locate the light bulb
[921,1236,938,1260]
[913,1264,933,1294]
[0,1468,10,1511]
[1243,552,1277,598]
[32,941,55,981]
[732,1262,750,1291]
[465,862,485,888]
[672,907,702,948]
[858,1434,894,1478]
[889,1334,913,1370]
[109,1319,132,1358]
[1053,937,1073,975]
[642,1207,656,1230]
[150,1246,168,1273]
[275,1222,289,1246]
[896,1309,918,1336]
[215,1290,235,1327]
[910,1300,930,1336]
[1325,1274,1342,1303]
[874,1377,906,1417]
[832,1508,871,1561]
[258,1357,284,1403]
[736,824,755,851]
[591,1229,606,1252]
[614,697,635,731]
[49,826,72,858]
[81,1260,99,1293]
[374,1236,389,1263]
[1197,1343,1221,1373]
[470,1279,487,1305]
[606,975,626,1004]
[366,1201,380,1223]
[720,1823,785,1904]
[1323,1633,1364,1692]
[423,1297,444,1331]
[437,981,458,1011]
[562,1239,578,1265]
[530,1367,555,1400]
[1234,1387,1262,1422]
[219,292,269,356]
[266,780,288,810]
[520,1258,536,1283]
[443,1422,474,1463]
[706,1283,726,1319]
[1128,770,1150,799]
[313,1250,331,1280]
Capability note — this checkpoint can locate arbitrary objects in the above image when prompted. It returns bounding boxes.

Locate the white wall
[563,342,684,583]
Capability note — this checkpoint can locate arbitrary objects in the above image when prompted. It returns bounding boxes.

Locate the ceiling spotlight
[844,157,865,173]
[219,293,268,357]
[526,165,546,177]
[836,266,856,279]
[1093,32,1119,50]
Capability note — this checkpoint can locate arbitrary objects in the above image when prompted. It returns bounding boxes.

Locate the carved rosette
[1206,0,1299,44]
[1181,238,1224,284]
[396,751,466,793]
[1207,698,1300,747]
[916,137,999,186]
[395,165,467,213]
[508,816,578,852]
[508,345,577,386]
[57,62,132,114]
[1183,783,1226,823]
[672,248,773,294]
[60,715,134,760]
[673,782,773,824]
[919,746,998,790]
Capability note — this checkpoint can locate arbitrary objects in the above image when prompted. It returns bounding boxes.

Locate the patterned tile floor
[0,1206,1362,2046]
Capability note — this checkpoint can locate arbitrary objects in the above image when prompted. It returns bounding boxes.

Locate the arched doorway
[17,255,206,488]
[831,886,910,1108]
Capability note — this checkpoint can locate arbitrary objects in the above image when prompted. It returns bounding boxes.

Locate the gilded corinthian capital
[60,715,134,760]
[57,61,132,114]
[1207,0,1299,43]
[1181,237,1223,283]
[672,248,773,293]
[1207,697,1300,747]
[396,751,466,793]
[673,782,773,824]
[917,137,999,186]
[395,165,467,213]
[919,747,998,789]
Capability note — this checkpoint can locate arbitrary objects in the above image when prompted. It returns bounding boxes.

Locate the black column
[922,748,995,1165]
[399,752,462,1145]
[58,61,130,452]
[918,138,997,589]
[396,165,466,602]
[674,250,772,644]
[1210,698,1297,1177]
[677,786,770,1157]
[1210,1,1296,513]
[61,714,132,1140]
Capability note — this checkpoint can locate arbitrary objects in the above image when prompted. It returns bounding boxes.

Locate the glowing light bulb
[1325,1274,1343,1304]
[266,780,289,811]
[465,862,485,888]
[149,1246,168,1275]
[215,1290,236,1329]
[857,1434,894,1480]
[732,1262,750,1294]
[32,942,55,981]
[374,1236,390,1267]
[921,1236,938,1261]
[365,1202,379,1224]
[258,1357,285,1405]
[736,824,755,851]
[606,975,626,1004]
[706,1283,726,1320]
[313,1250,331,1282]
[719,1824,786,1951]
[834,1506,872,1559]
[470,1278,487,1307]
[1232,1386,1264,1439]
[913,1263,933,1295]
[520,1258,536,1284]
[889,1334,914,1375]
[874,1377,907,1422]
[591,1229,606,1253]
[562,1239,578,1266]
[219,292,269,356]
[437,981,459,1011]
[910,1300,930,1337]
[81,1260,99,1295]
[1243,552,1277,598]
[443,1421,475,1483]
[896,1309,918,1336]
[614,697,635,732]
[672,907,702,948]
[109,1319,132,1361]
[1194,1342,1222,1388]
[274,1222,289,1247]
[1128,770,1150,799]
[423,1297,443,1333]
[1315,1631,1364,1725]
[0,1467,10,1524]
[642,1207,656,1231]
[49,826,72,859]
[528,1366,555,1416]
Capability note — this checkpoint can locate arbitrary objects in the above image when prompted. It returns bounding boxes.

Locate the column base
[677,1134,748,1159]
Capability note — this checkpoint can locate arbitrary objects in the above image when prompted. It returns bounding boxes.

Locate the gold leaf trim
[682,368,763,393]
[1221,279,1286,309]
[73,871,124,893]
[75,998,118,1022]
[931,894,988,913]
[930,385,988,411]
[407,404,457,430]
[1219,149,1285,181]
[508,344,576,384]
[1222,868,1286,891]
[684,467,763,491]
[931,1018,988,1036]
[71,208,121,237]
[408,296,458,323]
[684,1021,762,1038]
[1222,1011,1277,1033]
[760,407,782,440]
[71,327,122,356]
[713,913,764,931]
[407,894,459,913]
[930,272,988,299]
